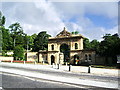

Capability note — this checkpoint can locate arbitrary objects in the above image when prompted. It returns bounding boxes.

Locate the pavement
[1,62,119,89]
[1,62,119,77]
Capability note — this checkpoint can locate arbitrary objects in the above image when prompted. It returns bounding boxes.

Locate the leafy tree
[83,38,91,49]
[13,45,24,60]
[75,31,79,34]
[98,33,120,64]
[0,11,5,26]
[90,39,99,53]
[71,31,79,35]
[9,22,25,47]
[28,34,37,50]
[32,31,51,52]
[2,27,13,51]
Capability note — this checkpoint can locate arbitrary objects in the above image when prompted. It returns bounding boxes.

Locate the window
[89,54,91,60]
[51,45,54,50]
[85,54,87,60]
[75,43,78,49]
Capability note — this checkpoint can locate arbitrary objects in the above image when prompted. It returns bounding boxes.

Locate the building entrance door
[51,55,55,65]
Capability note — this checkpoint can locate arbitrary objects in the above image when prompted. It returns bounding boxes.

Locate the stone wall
[0,56,13,61]
[27,52,38,61]
[95,56,113,65]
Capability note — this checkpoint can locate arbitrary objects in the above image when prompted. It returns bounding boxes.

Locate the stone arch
[60,43,70,62]
[51,55,55,65]
[74,54,79,64]
[47,27,84,65]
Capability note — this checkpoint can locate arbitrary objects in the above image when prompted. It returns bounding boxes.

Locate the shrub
[13,45,24,60]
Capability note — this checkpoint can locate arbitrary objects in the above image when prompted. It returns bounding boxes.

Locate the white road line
[1,67,118,89]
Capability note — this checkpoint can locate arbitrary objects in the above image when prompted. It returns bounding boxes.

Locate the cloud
[2,1,65,36]
[1,1,118,41]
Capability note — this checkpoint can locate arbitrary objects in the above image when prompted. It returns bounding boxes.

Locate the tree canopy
[32,31,51,52]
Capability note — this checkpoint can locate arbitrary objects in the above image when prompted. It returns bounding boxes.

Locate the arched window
[51,45,54,50]
[85,54,87,60]
[89,54,91,60]
[75,43,78,49]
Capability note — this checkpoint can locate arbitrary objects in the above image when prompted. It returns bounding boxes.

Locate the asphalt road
[1,64,119,89]
[1,65,118,83]
[2,73,82,88]
[1,73,117,90]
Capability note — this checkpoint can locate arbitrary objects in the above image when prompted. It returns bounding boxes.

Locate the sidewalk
[1,62,119,77]
[60,65,119,77]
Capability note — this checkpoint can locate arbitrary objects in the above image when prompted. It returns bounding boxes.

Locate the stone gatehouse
[38,27,95,65]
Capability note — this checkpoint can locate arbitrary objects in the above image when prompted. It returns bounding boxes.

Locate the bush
[13,45,24,60]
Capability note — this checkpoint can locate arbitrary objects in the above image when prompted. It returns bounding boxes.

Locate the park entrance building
[38,27,95,65]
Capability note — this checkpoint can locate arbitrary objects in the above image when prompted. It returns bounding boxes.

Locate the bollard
[69,65,72,71]
[88,66,91,73]
[24,61,25,64]
[52,63,55,68]
[34,61,36,64]
[58,64,60,69]
[11,60,12,63]
[42,61,44,65]
[56,63,57,69]
[66,62,67,66]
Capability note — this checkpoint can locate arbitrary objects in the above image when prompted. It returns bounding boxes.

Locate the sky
[0,0,119,41]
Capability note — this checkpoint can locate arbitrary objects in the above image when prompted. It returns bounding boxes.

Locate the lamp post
[26,35,29,61]
[0,29,2,56]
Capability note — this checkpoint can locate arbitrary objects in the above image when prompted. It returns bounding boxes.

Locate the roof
[56,27,72,37]
[49,27,85,40]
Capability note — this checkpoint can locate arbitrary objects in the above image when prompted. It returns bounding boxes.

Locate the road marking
[1,67,118,89]
[0,87,2,90]
[2,72,93,89]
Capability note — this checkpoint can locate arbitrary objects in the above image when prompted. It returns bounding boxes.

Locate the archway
[60,44,70,63]
[74,54,79,64]
[51,55,55,65]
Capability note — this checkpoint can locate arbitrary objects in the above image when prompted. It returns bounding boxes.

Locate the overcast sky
[0,0,118,41]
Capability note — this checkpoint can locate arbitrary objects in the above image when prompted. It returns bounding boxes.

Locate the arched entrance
[51,55,55,65]
[60,44,70,63]
[74,55,79,64]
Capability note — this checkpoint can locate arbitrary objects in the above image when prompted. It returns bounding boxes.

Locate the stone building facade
[39,27,95,65]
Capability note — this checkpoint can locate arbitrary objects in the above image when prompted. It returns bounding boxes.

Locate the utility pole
[26,35,29,61]
[0,28,2,56]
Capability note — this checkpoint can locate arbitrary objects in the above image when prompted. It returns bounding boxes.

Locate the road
[2,73,83,88]
[1,65,118,83]
[1,72,117,89]
[1,63,119,89]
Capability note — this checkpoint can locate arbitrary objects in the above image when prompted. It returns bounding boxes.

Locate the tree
[0,11,8,56]
[9,22,25,47]
[71,31,79,35]
[98,33,120,65]
[28,34,37,50]
[13,45,24,60]
[2,27,13,51]
[32,31,51,52]
[0,11,5,26]
[83,38,91,49]
[90,39,99,53]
